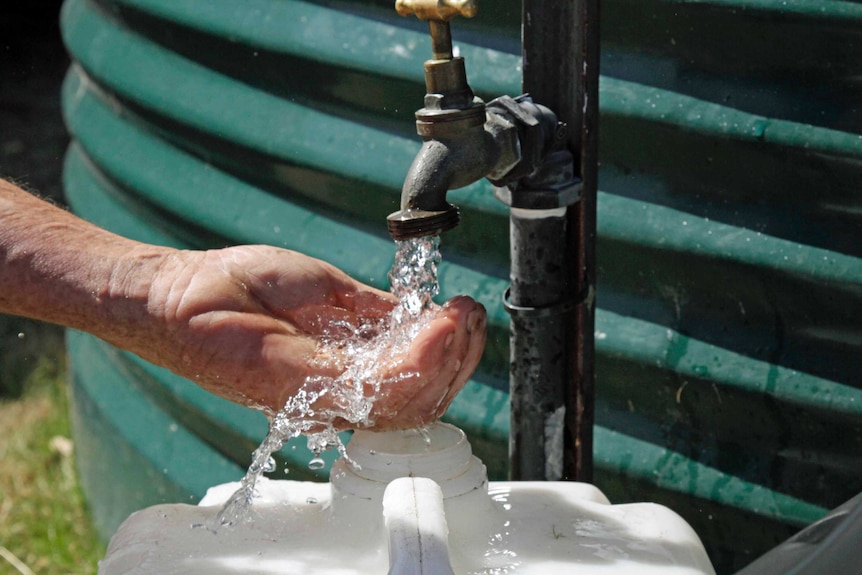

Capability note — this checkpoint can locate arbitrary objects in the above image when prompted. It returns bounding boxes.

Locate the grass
[0,324,104,575]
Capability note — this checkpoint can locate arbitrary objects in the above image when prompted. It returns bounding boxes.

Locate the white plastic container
[99,423,716,574]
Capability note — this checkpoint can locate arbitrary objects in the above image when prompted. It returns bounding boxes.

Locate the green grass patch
[0,331,104,575]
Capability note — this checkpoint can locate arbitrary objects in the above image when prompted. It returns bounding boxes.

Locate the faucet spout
[387,93,564,240]
[388,110,504,239]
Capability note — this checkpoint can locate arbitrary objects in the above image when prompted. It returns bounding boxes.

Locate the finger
[360,313,454,427]
[413,296,485,419]
[369,297,485,429]
[435,301,486,417]
[386,354,461,427]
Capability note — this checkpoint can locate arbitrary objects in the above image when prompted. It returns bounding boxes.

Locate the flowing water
[213,236,442,528]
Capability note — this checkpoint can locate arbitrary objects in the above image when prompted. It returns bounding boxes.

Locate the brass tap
[387,0,485,239]
[394,0,477,21]
[386,0,571,240]
[395,0,477,59]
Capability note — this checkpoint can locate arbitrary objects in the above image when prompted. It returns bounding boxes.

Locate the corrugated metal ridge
[67,0,862,255]
[659,0,862,23]
[601,77,862,157]
[68,0,862,207]
[599,308,862,418]
[63,143,223,249]
[62,3,411,191]
[68,330,244,494]
[595,425,828,526]
[63,0,512,214]
[103,0,517,96]
[598,191,862,289]
[60,68,390,251]
[62,69,396,263]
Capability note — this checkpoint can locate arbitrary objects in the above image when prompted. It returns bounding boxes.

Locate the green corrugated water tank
[61,0,861,572]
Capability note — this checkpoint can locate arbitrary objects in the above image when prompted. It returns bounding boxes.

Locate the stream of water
[213,236,442,528]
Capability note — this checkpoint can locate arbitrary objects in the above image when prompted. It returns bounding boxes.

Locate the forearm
[0,179,172,346]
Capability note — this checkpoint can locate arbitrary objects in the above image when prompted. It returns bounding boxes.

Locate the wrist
[95,244,179,351]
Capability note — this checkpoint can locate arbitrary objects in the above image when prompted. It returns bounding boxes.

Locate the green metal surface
[67,329,242,536]
[61,0,861,571]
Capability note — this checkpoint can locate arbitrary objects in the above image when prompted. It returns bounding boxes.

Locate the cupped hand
[138,245,486,430]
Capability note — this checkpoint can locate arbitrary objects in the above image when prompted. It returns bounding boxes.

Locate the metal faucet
[386,0,576,240]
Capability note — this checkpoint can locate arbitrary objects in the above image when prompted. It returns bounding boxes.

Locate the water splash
[214,236,442,528]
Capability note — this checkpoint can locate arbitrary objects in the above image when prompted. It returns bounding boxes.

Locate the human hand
[0,182,485,429]
[135,245,485,430]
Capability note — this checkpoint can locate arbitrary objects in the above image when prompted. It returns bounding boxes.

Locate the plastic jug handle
[383,477,456,575]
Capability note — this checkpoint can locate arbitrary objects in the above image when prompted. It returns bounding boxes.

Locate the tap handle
[395,0,478,21]
[396,0,477,60]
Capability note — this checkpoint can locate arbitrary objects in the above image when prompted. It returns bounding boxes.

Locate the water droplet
[308,457,325,470]
[17,332,24,339]
[306,496,318,505]
[263,456,277,474]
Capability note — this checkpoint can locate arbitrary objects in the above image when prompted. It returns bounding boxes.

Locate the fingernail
[467,310,484,334]
[435,394,450,417]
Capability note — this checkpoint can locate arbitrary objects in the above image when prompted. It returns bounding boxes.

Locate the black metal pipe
[506,208,573,481]
[508,0,599,481]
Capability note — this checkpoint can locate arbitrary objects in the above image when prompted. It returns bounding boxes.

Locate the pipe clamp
[502,287,582,318]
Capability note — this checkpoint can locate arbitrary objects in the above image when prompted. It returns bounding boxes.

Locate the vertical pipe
[507,207,572,481]
[510,0,599,481]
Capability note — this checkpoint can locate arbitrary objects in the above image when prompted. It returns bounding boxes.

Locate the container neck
[331,423,487,501]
